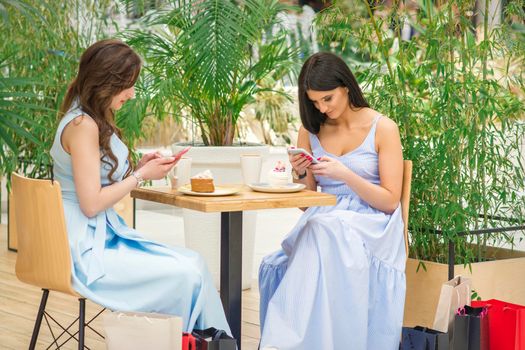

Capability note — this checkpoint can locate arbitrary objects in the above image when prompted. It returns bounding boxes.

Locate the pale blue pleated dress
[259,115,406,350]
[50,104,231,334]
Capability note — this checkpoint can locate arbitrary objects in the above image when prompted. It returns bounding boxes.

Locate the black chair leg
[78,298,86,350]
[29,289,49,350]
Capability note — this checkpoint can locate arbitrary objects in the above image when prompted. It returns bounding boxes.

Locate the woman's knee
[169,259,203,292]
[301,218,330,240]
[260,249,288,269]
[191,251,208,272]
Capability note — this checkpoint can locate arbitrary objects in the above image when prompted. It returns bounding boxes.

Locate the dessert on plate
[267,161,289,186]
[190,170,215,193]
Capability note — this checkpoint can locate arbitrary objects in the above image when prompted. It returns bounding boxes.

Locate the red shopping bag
[472,299,525,350]
[183,332,197,350]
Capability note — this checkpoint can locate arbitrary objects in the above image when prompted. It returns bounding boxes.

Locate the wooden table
[131,185,336,348]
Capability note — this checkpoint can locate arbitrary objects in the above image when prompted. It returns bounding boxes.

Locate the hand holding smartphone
[287,147,319,164]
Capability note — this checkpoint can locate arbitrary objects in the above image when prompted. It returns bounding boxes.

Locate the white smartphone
[287,148,319,164]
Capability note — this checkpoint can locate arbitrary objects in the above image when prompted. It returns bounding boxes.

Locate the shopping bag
[472,299,525,350]
[432,275,472,342]
[192,327,237,350]
[452,305,489,350]
[400,326,449,350]
[103,311,182,350]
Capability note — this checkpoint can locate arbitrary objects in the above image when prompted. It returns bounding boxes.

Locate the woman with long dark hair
[259,52,406,349]
[50,39,230,333]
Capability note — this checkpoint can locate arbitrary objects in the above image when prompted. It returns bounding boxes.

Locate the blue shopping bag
[400,326,449,350]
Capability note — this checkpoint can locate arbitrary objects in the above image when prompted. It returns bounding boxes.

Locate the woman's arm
[291,126,317,191]
[310,118,403,214]
[63,115,176,217]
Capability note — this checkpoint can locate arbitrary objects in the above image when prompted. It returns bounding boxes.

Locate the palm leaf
[0,76,45,153]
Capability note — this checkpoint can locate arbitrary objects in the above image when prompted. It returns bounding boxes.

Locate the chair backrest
[401,160,413,256]
[11,173,78,296]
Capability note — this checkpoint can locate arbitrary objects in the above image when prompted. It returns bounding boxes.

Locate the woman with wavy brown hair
[50,39,231,334]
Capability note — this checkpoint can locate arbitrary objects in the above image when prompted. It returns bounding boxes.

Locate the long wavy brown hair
[59,39,142,183]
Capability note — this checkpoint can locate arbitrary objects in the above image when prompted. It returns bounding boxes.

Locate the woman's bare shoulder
[62,115,99,153]
[298,125,308,137]
[297,125,313,151]
[375,114,401,152]
[64,114,98,134]
[376,114,399,134]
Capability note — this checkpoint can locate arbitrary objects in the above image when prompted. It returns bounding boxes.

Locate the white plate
[178,184,241,196]
[248,182,306,193]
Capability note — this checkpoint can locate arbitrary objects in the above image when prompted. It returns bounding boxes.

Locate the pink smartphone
[172,146,191,161]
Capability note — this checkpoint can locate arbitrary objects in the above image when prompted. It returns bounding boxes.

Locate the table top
[131,185,337,212]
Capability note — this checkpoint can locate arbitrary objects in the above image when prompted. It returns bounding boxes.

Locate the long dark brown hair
[298,52,369,134]
[59,39,142,182]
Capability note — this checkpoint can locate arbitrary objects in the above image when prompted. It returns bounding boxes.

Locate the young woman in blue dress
[50,39,230,334]
[259,52,406,349]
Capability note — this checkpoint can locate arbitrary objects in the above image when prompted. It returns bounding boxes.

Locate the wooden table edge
[131,186,337,212]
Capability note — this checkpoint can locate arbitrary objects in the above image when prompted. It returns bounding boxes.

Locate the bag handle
[212,329,229,340]
[456,288,461,311]
[457,305,488,318]
[193,327,234,341]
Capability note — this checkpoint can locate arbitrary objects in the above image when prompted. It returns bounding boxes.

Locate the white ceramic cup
[240,154,262,185]
[171,157,192,189]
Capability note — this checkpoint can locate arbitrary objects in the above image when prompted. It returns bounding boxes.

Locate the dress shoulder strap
[371,114,382,131]
[363,114,382,153]
[308,131,320,149]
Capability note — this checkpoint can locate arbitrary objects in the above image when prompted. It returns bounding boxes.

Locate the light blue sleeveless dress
[50,104,231,334]
[259,115,406,350]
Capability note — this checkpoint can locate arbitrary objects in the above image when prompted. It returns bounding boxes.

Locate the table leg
[220,211,243,349]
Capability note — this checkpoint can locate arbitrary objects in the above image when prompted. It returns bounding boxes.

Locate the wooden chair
[401,160,413,256]
[11,173,105,349]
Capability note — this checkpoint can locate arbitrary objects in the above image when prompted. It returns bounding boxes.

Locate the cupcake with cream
[267,161,289,186]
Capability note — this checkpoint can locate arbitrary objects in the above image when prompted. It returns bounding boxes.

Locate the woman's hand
[136,157,179,180]
[309,156,349,181]
[289,148,314,176]
[136,152,162,170]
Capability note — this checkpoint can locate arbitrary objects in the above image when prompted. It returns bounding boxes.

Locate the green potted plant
[125,0,298,289]
[317,0,525,327]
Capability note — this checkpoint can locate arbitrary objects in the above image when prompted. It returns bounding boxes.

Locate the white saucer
[248,182,306,193]
[178,184,241,196]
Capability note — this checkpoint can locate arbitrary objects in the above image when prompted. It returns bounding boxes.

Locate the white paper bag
[432,275,472,337]
[103,311,182,350]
